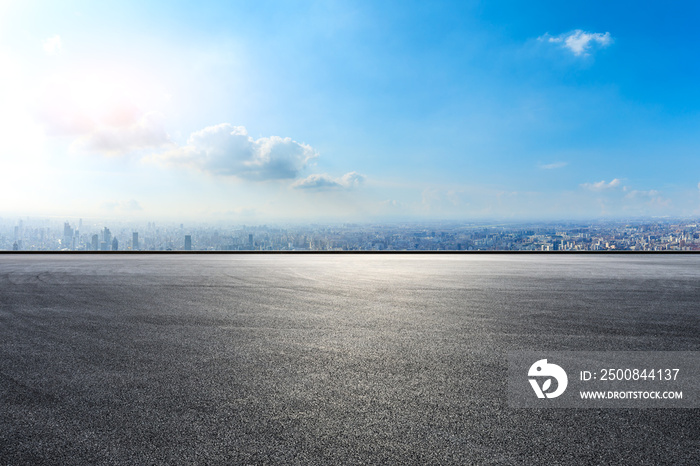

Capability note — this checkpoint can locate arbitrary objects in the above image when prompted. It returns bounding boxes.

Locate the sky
[1,0,700,222]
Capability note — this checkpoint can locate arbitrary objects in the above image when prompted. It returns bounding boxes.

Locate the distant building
[63,222,74,250]
[103,227,112,246]
[184,235,192,251]
[12,241,19,251]
[249,234,254,247]
[112,237,119,251]
[133,232,139,250]
[100,242,109,251]
[92,234,99,251]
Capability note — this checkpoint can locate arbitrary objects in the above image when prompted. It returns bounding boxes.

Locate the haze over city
[4,217,700,251]
[2,1,700,221]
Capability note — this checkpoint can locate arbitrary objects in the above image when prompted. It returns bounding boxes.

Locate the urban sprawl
[3,218,700,251]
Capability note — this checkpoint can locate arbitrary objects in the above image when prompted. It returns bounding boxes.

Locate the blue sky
[1,0,699,221]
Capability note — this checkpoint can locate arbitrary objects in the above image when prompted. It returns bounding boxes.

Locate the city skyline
[5,216,700,252]
[2,1,700,221]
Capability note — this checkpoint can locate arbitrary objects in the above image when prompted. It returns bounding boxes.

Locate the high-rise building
[132,232,139,250]
[92,234,99,251]
[63,222,74,250]
[103,227,112,246]
[112,237,119,251]
[184,235,192,251]
[249,234,254,247]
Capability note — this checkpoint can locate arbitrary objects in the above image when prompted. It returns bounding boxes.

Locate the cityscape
[3,217,700,252]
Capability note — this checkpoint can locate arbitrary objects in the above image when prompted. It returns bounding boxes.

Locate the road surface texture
[0,254,698,464]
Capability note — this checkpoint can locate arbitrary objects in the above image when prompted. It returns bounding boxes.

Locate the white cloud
[541,30,612,56]
[43,35,62,56]
[539,161,567,170]
[292,171,366,190]
[292,174,339,189]
[339,171,365,187]
[154,124,317,180]
[581,178,621,191]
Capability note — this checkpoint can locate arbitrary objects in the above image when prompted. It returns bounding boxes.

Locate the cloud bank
[154,124,317,180]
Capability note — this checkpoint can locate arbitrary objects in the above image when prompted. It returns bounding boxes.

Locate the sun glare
[42,72,135,128]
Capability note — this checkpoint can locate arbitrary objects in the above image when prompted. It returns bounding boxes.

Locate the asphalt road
[0,254,698,464]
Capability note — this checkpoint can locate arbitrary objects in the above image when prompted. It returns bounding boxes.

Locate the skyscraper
[63,222,74,250]
[112,237,119,251]
[103,228,112,247]
[91,234,99,251]
[184,235,192,251]
[133,232,139,251]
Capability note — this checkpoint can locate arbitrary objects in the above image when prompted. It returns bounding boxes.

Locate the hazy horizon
[3,213,698,228]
